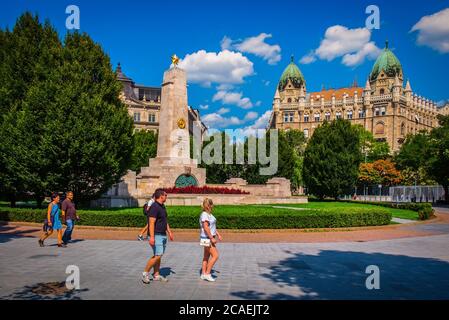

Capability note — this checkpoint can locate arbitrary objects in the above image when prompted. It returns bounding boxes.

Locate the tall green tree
[303,119,362,199]
[0,13,134,206]
[129,130,157,173]
[354,124,390,162]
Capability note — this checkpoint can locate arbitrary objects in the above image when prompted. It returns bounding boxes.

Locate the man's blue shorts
[152,234,167,256]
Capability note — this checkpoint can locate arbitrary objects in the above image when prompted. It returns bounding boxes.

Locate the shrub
[162,186,250,195]
[0,206,391,229]
[341,201,434,220]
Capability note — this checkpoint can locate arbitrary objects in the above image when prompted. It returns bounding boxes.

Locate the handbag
[200,238,211,247]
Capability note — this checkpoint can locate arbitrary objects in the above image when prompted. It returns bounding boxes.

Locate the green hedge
[341,201,434,220]
[0,206,392,229]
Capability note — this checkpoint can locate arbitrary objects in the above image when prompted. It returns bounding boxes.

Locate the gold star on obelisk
[171,54,180,67]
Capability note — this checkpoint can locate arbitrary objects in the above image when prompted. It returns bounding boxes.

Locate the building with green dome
[269,42,443,151]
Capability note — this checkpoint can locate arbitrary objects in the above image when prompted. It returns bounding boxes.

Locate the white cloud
[262,80,271,86]
[178,50,254,86]
[217,107,230,115]
[199,104,209,110]
[212,90,254,109]
[341,42,381,66]
[245,111,258,120]
[255,101,262,107]
[217,84,235,90]
[299,51,317,64]
[411,8,449,53]
[202,111,259,129]
[241,110,272,137]
[300,25,381,67]
[222,33,282,65]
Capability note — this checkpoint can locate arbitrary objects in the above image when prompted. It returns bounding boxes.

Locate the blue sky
[2,0,449,131]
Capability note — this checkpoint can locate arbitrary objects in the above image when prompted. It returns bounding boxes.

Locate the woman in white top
[200,198,222,282]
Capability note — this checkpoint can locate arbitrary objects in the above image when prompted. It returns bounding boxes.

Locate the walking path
[0,207,448,300]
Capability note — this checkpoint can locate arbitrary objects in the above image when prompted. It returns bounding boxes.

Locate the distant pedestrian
[138,193,155,241]
[38,193,65,248]
[62,191,79,246]
[142,189,174,284]
[199,198,222,282]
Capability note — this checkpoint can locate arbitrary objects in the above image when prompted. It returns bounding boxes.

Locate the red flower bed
[163,185,250,195]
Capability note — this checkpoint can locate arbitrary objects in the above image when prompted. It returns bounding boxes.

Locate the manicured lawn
[263,202,419,221]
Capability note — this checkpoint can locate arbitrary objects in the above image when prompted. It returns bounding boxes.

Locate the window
[359,109,365,118]
[336,112,342,119]
[381,107,386,116]
[133,112,141,122]
[283,112,294,123]
[304,129,309,138]
[314,113,320,122]
[148,113,156,123]
[401,123,405,135]
[375,108,380,116]
[375,122,385,135]
[325,112,331,121]
[287,98,292,103]
[304,114,309,122]
[347,111,353,119]
[380,88,385,95]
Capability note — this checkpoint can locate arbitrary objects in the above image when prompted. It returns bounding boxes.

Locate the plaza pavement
[1,207,449,300]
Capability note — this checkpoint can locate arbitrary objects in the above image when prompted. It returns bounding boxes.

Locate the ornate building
[116,63,207,137]
[269,42,445,151]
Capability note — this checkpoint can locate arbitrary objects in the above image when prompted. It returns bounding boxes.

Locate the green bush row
[341,201,434,220]
[0,206,392,229]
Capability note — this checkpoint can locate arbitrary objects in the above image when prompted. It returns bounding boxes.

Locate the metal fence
[341,185,446,203]
[389,185,445,203]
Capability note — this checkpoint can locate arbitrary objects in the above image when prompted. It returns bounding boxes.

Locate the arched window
[347,110,353,119]
[400,123,405,136]
[336,111,342,119]
[380,88,385,95]
[325,112,331,121]
[314,113,320,122]
[375,122,385,135]
[304,114,309,122]
[287,98,292,103]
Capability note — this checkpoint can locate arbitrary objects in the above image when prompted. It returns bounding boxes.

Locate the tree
[427,115,449,202]
[129,130,157,173]
[354,124,390,162]
[0,13,134,206]
[303,119,362,199]
[394,131,433,185]
[358,159,403,186]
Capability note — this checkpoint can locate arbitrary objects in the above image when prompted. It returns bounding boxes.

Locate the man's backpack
[143,203,150,216]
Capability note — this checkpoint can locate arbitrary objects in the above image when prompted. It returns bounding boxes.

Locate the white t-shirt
[199,211,217,238]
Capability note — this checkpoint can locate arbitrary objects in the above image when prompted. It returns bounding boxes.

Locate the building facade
[269,42,444,151]
[116,63,207,138]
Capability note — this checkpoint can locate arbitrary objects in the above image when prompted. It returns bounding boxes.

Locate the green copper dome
[278,56,305,91]
[370,41,402,81]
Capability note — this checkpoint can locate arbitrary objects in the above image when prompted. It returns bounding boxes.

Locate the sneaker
[142,272,151,284]
[203,274,216,282]
[57,243,67,248]
[138,235,144,241]
[38,239,44,247]
[200,274,207,280]
[153,274,168,282]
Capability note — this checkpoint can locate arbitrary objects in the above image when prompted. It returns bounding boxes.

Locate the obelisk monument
[136,55,206,194]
